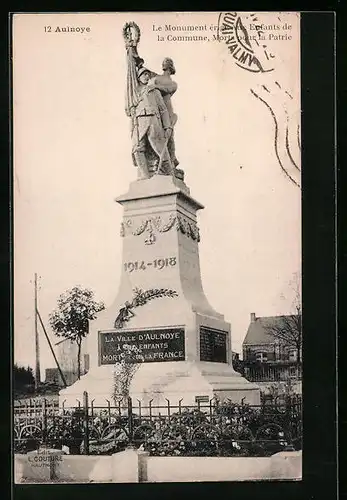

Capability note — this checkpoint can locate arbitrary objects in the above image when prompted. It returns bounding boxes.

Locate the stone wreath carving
[175,215,200,242]
[120,213,200,244]
[114,287,178,329]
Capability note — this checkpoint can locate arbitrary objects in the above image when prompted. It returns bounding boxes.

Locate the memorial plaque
[199,326,227,363]
[99,327,185,365]
[195,395,210,403]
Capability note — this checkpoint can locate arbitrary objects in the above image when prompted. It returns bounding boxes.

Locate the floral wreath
[122,22,141,47]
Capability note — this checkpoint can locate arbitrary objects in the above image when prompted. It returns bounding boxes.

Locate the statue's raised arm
[123,22,142,118]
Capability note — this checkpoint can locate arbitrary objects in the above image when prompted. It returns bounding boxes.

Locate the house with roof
[45,337,89,386]
[242,312,302,383]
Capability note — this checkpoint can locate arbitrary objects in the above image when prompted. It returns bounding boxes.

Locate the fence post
[127,396,133,446]
[42,398,47,446]
[83,391,89,455]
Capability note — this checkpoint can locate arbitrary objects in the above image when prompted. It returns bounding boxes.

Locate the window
[289,349,297,362]
[289,366,297,378]
[256,352,268,362]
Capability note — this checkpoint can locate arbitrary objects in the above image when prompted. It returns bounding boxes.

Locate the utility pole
[34,273,41,390]
[37,309,67,388]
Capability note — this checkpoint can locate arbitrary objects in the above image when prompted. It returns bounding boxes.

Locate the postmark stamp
[216,12,300,187]
[217,12,276,73]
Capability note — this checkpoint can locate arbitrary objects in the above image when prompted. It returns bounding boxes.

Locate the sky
[13,12,301,376]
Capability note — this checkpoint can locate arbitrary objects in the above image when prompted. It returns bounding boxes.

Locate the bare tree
[266,313,302,364]
[265,273,302,366]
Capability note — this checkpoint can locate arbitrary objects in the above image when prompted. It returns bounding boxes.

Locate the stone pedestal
[59,175,260,407]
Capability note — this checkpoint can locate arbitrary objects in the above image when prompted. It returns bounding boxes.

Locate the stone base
[59,361,260,410]
[15,450,302,483]
[59,366,115,407]
[58,176,261,412]
[129,360,260,410]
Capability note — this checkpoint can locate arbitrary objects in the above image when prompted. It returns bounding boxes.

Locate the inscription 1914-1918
[124,257,177,272]
[199,326,227,363]
[99,327,185,364]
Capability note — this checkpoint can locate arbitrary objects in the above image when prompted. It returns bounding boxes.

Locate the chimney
[250,313,256,322]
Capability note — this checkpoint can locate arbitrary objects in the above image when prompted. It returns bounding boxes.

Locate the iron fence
[14,393,302,457]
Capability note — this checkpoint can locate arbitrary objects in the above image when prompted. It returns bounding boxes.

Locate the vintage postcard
[13,11,302,483]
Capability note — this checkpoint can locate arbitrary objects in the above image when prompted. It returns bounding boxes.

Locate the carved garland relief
[120,213,200,245]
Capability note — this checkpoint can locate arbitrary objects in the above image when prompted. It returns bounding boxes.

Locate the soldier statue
[132,66,173,179]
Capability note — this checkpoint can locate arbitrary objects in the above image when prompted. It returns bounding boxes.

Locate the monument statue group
[59,22,260,409]
[123,21,182,180]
